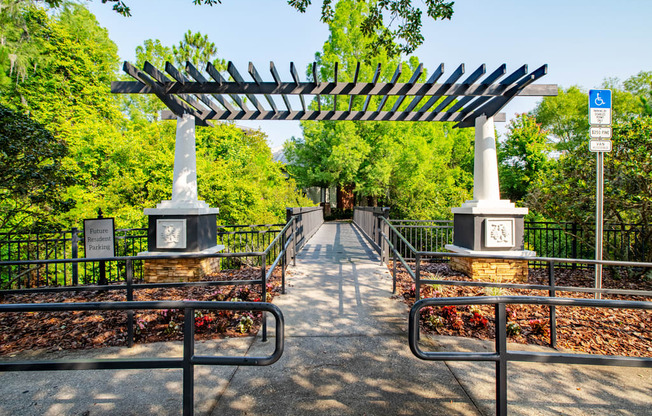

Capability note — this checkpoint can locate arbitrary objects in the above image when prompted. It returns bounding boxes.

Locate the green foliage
[172,30,226,71]
[288,0,454,57]
[285,0,473,219]
[498,114,552,203]
[0,104,75,231]
[0,3,311,231]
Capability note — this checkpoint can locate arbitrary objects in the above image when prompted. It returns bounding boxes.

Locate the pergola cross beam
[111,60,557,127]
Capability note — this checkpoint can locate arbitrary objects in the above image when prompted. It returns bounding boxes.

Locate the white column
[171,114,198,203]
[144,114,217,215]
[473,115,501,201]
[452,114,524,213]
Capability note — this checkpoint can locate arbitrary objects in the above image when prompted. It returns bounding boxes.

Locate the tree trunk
[337,184,355,210]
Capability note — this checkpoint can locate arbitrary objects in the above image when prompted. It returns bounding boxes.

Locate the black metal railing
[353,207,390,258]
[0,228,148,289]
[378,216,652,349]
[216,224,285,269]
[1,218,315,290]
[286,206,324,252]
[0,300,284,416]
[0,217,298,343]
[389,219,453,260]
[356,217,651,265]
[409,296,652,416]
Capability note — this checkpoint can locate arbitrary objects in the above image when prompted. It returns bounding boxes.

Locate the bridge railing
[0,216,299,343]
[409,296,652,416]
[0,300,285,416]
[378,216,652,350]
[286,206,324,254]
[352,206,390,262]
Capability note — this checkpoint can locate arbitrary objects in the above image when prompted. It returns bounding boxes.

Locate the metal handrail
[0,300,284,416]
[409,296,652,416]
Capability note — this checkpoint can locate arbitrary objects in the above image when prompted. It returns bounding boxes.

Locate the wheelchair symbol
[594,93,605,106]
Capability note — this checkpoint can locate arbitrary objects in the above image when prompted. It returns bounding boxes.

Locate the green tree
[77,0,455,58]
[0,105,75,231]
[285,0,474,217]
[498,113,551,203]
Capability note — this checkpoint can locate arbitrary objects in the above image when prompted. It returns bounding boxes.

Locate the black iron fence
[0,228,147,289]
[0,216,298,344]
[0,300,285,416]
[377,216,652,347]
[352,208,651,264]
[352,206,390,255]
[0,221,310,290]
[524,221,650,265]
[286,206,324,252]
[409,296,652,416]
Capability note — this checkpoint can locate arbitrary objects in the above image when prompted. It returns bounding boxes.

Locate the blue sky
[87,0,652,148]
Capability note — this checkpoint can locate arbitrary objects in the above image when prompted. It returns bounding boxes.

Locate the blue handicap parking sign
[589,89,612,109]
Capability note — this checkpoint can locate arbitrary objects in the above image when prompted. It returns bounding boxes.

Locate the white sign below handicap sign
[589,89,612,125]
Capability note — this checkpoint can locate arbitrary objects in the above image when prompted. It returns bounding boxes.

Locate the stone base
[143,256,221,283]
[450,256,528,283]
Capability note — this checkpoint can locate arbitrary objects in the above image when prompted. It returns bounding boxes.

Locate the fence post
[382,208,390,264]
[183,307,195,416]
[261,253,267,342]
[392,229,397,294]
[495,303,508,416]
[126,259,134,348]
[281,227,286,295]
[292,218,297,267]
[71,228,79,286]
[415,253,421,301]
[571,222,578,269]
[548,260,557,348]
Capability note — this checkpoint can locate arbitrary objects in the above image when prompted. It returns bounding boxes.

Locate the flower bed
[0,267,282,355]
[392,262,652,357]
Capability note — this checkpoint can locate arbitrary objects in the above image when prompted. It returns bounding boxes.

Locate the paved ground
[1,222,650,415]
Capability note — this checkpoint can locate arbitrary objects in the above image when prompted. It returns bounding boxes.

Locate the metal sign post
[588,89,612,300]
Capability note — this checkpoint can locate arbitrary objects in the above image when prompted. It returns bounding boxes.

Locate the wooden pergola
[111,60,557,128]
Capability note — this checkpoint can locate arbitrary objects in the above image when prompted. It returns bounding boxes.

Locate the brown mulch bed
[0,267,283,356]
[391,262,652,357]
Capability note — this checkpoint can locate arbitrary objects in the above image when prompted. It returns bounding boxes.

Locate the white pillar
[144,114,217,215]
[473,115,501,202]
[171,114,198,203]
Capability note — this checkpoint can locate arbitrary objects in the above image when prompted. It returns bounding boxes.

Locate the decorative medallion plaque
[485,218,515,248]
[156,219,187,249]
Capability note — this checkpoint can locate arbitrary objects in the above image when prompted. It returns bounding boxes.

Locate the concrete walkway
[210,222,652,416]
[1,222,650,415]
[210,222,480,416]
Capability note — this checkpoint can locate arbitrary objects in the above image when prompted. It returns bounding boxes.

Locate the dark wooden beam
[249,62,278,113]
[362,63,381,112]
[110,79,558,98]
[160,108,506,123]
[405,63,444,112]
[348,62,361,112]
[185,61,236,113]
[312,62,321,111]
[445,64,506,116]
[122,61,209,126]
[456,65,548,127]
[290,62,306,112]
[418,64,465,113]
[391,63,423,112]
[206,62,248,112]
[228,61,265,112]
[333,62,338,111]
[377,64,402,112]
[270,61,292,111]
[433,64,486,113]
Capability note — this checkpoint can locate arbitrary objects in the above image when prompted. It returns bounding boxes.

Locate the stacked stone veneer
[450,256,528,283]
[143,257,220,283]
